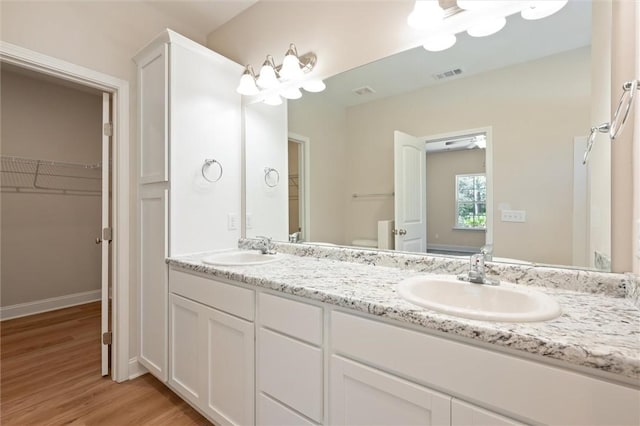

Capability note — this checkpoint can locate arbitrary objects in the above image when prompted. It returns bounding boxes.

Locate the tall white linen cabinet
[134,30,242,383]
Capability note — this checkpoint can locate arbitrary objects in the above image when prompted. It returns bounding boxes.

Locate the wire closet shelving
[0,155,102,196]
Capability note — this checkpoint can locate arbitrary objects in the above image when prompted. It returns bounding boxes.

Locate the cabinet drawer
[169,268,254,321]
[258,393,317,426]
[258,327,323,422]
[259,292,323,345]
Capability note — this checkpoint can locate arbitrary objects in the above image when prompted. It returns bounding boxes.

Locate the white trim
[0,41,130,383]
[288,132,311,242]
[0,290,101,321]
[128,357,149,380]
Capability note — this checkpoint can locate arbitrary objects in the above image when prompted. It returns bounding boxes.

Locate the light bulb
[302,79,326,93]
[467,16,506,37]
[263,94,283,106]
[457,1,510,10]
[280,86,302,100]
[422,34,457,51]
[256,57,279,89]
[407,0,445,30]
[280,53,304,81]
[236,73,259,96]
[521,0,568,20]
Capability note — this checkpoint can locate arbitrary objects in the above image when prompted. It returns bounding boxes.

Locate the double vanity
[165,242,639,426]
[133,27,639,426]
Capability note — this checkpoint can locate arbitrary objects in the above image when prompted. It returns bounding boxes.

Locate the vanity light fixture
[409,0,568,52]
[236,43,325,106]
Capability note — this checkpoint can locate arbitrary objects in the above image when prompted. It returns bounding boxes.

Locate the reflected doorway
[287,138,306,241]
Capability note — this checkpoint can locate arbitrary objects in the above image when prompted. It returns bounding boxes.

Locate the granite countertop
[168,250,640,384]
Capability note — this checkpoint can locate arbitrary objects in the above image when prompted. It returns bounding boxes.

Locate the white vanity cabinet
[330,310,639,426]
[256,293,324,425]
[134,29,242,382]
[169,268,255,426]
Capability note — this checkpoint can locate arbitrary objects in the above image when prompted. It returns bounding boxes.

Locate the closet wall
[1,68,102,309]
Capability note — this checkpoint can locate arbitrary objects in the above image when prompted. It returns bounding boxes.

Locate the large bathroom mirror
[244,1,612,271]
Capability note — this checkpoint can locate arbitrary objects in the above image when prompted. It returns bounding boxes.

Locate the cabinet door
[202,306,254,426]
[137,42,168,184]
[168,294,203,406]
[138,186,168,381]
[330,355,451,426]
[452,399,526,426]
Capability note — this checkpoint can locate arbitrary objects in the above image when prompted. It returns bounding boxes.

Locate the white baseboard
[128,357,148,380]
[0,289,101,321]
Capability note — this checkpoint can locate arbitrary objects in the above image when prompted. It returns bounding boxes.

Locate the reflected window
[455,174,486,229]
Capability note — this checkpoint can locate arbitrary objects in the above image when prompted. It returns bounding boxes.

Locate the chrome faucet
[458,253,499,285]
[256,236,277,255]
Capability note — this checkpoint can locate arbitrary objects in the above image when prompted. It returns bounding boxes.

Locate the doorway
[0,42,129,381]
[287,133,310,242]
[0,64,112,376]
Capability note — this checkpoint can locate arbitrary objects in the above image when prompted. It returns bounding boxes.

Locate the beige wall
[289,94,347,244]
[1,69,102,306]
[292,47,590,265]
[0,0,213,357]
[207,1,418,84]
[610,0,637,273]
[426,149,486,250]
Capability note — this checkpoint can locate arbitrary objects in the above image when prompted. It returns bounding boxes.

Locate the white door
[100,92,110,376]
[393,131,427,252]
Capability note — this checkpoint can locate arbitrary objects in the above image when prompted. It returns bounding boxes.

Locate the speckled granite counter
[168,247,640,384]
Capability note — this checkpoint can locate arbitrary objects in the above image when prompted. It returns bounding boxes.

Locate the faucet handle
[470,253,485,271]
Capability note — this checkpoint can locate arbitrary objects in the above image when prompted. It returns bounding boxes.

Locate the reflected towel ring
[583,122,610,165]
[264,167,280,187]
[202,159,223,182]
[610,79,638,140]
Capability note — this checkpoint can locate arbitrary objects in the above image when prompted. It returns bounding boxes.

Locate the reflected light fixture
[408,0,568,52]
[466,16,506,37]
[423,33,457,52]
[236,43,325,106]
[407,0,445,30]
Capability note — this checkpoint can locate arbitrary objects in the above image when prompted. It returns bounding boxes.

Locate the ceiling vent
[432,68,463,80]
[352,86,376,96]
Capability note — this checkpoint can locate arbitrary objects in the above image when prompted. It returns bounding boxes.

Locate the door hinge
[102,331,112,345]
[102,227,113,242]
[103,123,113,137]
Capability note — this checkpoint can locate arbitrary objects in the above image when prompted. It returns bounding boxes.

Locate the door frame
[288,132,311,242]
[0,41,131,382]
[422,126,494,248]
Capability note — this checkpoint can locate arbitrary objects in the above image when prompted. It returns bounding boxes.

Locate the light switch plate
[227,213,238,231]
[501,209,526,222]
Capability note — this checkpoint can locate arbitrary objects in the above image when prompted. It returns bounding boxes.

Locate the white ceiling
[317,0,592,107]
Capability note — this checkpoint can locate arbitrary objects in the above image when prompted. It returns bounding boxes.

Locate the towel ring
[264,167,280,187]
[202,159,223,182]
[610,79,638,140]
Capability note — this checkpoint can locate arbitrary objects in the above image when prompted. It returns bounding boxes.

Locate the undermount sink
[397,275,561,322]
[202,250,283,266]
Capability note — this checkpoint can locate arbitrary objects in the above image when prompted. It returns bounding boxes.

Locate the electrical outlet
[501,209,526,223]
[246,213,253,230]
[227,213,238,231]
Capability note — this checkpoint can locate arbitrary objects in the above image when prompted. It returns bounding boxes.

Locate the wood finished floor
[0,302,210,425]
